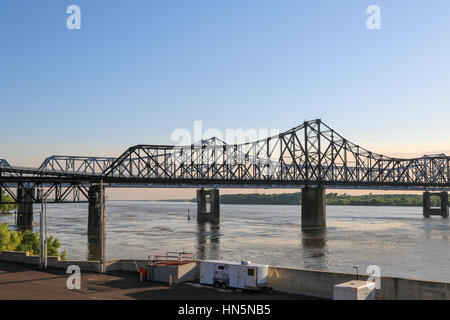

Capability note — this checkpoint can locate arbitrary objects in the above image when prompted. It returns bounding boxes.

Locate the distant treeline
[178,192,443,207]
[0,190,16,213]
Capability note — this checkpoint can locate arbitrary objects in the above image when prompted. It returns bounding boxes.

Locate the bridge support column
[197,188,220,224]
[423,191,448,218]
[88,184,105,237]
[17,185,34,229]
[301,186,326,230]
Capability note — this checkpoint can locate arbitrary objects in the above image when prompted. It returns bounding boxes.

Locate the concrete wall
[268,266,450,300]
[0,251,100,273]
[0,251,40,265]
[177,262,197,283]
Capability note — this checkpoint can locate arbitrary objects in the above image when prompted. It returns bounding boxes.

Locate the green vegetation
[0,190,17,213]
[180,192,444,207]
[0,223,21,251]
[0,223,66,260]
[325,193,433,207]
[220,192,301,205]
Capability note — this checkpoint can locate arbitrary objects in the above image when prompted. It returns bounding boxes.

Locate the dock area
[0,261,315,300]
[1,250,449,300]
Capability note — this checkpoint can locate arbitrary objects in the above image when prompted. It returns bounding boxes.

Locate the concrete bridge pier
[423,191,449,218]
[17,186,34,229]
[88,184,105,237]
[197,188,220,224]
[301,186,326,230]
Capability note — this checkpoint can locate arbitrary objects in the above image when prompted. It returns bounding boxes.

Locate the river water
[1,201,449,282]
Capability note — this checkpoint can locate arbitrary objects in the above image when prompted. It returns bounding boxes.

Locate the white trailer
[199,260,269,290]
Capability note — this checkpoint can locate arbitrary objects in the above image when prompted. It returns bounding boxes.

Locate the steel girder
[0,159,10,168]
[0,182,89,204]
[0,119,449,191]
[100,120,450,189]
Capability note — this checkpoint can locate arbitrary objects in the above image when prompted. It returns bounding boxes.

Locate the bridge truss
[100,119,450,190]
[0,119,449,204]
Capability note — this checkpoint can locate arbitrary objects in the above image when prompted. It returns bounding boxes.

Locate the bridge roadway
[0,119,448,233]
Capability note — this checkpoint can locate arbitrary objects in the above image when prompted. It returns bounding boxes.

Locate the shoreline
[1,253,448,300]
[152,200,427,207]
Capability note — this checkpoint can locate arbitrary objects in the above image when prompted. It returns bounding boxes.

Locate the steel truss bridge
[1,119,449,204]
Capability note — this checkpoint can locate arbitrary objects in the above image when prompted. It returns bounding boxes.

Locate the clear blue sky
[1,0,450,169]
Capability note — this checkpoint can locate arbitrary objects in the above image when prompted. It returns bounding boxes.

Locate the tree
[0,190,17,213]
[47,235,67,260]
[0,223,21,251]
[0,223,66,260]
[16,229,40,255]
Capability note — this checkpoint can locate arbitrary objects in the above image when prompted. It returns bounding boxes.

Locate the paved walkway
[0,261,315,300]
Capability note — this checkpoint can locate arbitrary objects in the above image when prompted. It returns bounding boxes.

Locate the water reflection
[196,222,220,260]
[422,217,450,241]
[300,229,329,270]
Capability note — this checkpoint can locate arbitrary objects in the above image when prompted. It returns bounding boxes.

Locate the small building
[200,260,269,290]
[147,252,197,284]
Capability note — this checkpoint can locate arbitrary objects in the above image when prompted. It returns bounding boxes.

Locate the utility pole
[99,180,105,273]
[39,187,47,270]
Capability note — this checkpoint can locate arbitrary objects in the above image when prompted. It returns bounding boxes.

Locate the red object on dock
[139,268,147,276]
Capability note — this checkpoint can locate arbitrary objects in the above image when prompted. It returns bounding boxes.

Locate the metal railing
[148,252,196,265]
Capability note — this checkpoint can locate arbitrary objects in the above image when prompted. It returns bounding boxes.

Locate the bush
[0,223,66,260]
[47,235,67,260]
[16,229,40,255]
[0,223,21,251]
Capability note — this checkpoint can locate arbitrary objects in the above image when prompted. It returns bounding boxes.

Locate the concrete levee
[0,251,40,265]
[268,266,450,300]
[2,251,449,299]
